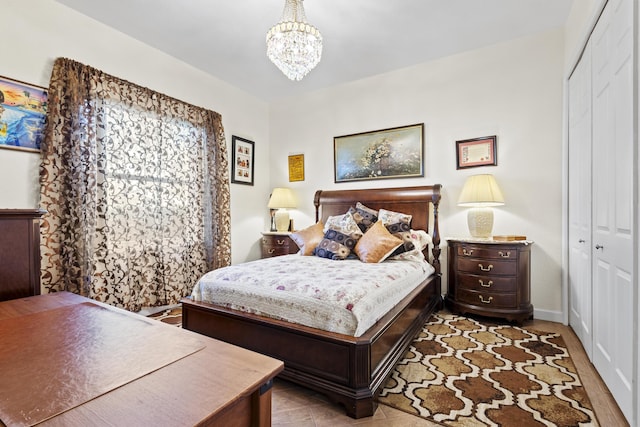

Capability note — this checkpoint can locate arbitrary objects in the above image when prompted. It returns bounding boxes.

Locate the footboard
[182,274,441,418]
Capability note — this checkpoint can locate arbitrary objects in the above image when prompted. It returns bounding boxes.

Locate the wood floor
[270,315,629,427]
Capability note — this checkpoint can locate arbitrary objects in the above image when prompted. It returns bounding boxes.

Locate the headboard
[313,185,442,275]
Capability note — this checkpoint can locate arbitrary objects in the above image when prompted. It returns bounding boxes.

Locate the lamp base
[467,207,494,238]
[274,209,290,232]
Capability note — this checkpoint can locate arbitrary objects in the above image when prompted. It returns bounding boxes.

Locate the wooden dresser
[446,238,533,323]
[261,232,298,258]
[0,209,45,301]
[0,292,284,426]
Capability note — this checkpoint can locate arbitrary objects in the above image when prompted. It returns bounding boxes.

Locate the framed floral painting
[334,123,424,183]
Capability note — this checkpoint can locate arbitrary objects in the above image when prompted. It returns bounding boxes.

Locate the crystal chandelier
[266,0,323,81]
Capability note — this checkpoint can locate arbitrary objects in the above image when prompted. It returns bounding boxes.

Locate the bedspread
[191,255,435,337]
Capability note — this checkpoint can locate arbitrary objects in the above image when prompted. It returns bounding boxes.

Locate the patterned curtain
[40,58,231,311]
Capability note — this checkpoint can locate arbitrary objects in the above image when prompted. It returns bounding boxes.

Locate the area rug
[147,306,182,327]
[378,312,599,427]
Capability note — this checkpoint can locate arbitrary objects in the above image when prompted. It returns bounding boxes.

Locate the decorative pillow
[392,229,432,261]
[378,208,415,257]
[348,202,379,233]
[354,220,403,263]
[290,222,325,256]
[315,212,363,260]
[323,213,348,232]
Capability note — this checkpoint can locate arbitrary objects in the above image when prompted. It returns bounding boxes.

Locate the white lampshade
[458,174,505,207]
[268,188,297,232]
[268,188,297,209]
[458,174,504,238]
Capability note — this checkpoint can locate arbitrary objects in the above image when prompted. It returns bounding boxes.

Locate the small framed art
[456,135,497,169]
[288,153,304,182]
[231,136,255,185]
[334,123,424,183]
[0,75,48,152]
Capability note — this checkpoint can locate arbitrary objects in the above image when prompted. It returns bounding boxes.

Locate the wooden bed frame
[181,185,443,418]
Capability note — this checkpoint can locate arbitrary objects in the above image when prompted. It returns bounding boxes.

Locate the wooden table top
[0,292,284,426]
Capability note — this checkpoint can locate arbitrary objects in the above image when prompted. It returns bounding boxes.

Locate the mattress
[191,254,435,337]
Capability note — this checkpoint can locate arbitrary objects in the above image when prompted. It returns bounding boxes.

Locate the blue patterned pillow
[348,202,379,233]
[314,212,363,260]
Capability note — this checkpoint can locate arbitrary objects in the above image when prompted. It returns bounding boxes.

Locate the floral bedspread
[191,255,435,337]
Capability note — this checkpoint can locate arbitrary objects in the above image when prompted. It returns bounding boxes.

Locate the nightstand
[446,238,533,323]
[261,232,298,258]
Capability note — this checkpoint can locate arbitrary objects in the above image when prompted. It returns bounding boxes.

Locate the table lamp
[268,188,297,232]
[457,174,504,238]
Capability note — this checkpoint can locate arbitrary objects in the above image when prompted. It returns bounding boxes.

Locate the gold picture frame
[333,123,424,183]
[288,154,304,182]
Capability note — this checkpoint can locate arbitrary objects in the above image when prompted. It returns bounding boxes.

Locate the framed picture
[334,123,424,183]
[288,153,304,182]
[0,75,48,152]
[456,135,497,169]
[231,136,255,185]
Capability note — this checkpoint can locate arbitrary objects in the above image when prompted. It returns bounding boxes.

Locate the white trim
[533,308,563,324]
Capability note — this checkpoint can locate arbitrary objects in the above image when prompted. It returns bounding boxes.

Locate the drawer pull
[268,249,276,254]
[479,295,493,304]
[462,248,474,256]
[277,239,286,245]
[479,279,493,288]
[478,263,493,272]
[498,251,511,258]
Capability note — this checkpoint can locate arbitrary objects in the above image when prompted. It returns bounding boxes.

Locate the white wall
[1,0,270,264]
[564,0,606,72]
[269,30,565,320]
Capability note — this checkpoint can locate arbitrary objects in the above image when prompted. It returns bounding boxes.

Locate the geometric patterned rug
[378,312,599,427]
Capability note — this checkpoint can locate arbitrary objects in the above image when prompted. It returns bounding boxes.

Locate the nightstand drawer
[456,273,516,293]
[456,245,516,260]
[456,258,517,275]
[457,289,517,309]
[261,234,298,258]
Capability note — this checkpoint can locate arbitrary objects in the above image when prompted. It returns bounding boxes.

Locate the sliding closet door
[591,0,634,421]
[567,40,593,358]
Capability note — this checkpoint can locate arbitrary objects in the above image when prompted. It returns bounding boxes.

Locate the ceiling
[54,0,573,102]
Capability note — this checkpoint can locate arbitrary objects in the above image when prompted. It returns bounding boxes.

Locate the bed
[181,185,442,418]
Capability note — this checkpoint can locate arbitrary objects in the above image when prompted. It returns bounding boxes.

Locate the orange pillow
[354,220,403,263]
[290,222,325,256]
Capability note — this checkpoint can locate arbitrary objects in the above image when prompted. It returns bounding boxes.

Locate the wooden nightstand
[261,232,298,258]
[446,238,533,323]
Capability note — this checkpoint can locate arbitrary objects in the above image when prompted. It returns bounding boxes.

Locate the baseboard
[533,308,564,324]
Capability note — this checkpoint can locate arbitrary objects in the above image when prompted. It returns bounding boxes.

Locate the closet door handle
[578,239,585,243]
[478,264,493,272]
[595,244,604,250]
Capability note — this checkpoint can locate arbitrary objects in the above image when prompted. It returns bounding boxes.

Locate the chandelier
[266,0,323,81]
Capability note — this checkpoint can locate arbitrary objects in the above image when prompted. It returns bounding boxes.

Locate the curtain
[40,58,231,311]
